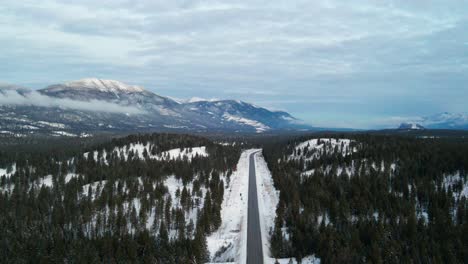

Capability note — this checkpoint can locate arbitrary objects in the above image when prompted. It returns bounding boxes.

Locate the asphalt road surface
[246,152,264,264]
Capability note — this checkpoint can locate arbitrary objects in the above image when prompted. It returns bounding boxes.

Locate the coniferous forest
[264,134,468,263]
[0,133,240,263]
[1,132,467,263]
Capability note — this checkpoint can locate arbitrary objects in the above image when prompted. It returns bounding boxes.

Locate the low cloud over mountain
[0,90,144,115]
[0,78,311,137]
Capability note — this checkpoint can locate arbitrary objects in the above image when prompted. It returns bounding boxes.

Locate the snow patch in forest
[164,176,187,202]
[52,131,77,137]
[84,143,208,163]
[73,173,210,240]
[442,172,468,199]
[207,149,258,263]
[254,151,280,263]
[290,138,357,161]
[31,173,92,189]
[217,142,235,146]
[37,121,66,129]
[0,163,16,178]
[82,180,108,200]
[161,146,208,160]
[300,160,397,180]
[317,214,330,226]
[164,175,207,231]
[271,255,321,264]
[36,175,53,187]
[65,173,81,183]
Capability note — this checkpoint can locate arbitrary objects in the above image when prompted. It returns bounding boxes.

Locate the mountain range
[419,112,468,130]
[0,78,310,137]
[1,78,467,137]
[398,112,468,131]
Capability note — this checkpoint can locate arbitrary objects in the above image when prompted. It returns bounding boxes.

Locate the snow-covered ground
[65,172,81,183]
[161,146,208,160]
[0,131,26,137]
[223,113,270,133]
[207,149,258,263]
[164,175,207,234]
[52,131,77,137]
[37,121,66,129]
[36,175,53,187]
[442,172,468,199]
[254,151,280,264]
[0,163,16,178]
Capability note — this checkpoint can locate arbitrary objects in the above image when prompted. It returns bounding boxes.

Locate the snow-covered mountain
[0,78,312,136]
[398,123,425,130]
[40,78,176,106]
[48,78,146,93]
[421,112,468,130]
[180,99,301,132]
[397,112,468,130]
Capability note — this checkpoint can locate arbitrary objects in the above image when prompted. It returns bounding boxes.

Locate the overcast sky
[1,0,467,128]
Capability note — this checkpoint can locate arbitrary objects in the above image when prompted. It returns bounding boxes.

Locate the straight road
[246,152,264,264]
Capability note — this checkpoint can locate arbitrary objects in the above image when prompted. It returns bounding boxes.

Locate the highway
[246,152,264,264]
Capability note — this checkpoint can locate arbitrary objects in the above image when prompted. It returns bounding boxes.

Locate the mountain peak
[2,79,312,134]
[61,78,146,93]
[398,122,425,130]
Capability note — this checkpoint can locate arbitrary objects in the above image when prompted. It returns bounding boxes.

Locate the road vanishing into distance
[246,152,264,264]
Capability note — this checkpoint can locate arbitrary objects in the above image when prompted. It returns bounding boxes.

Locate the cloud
[0,90,144,114]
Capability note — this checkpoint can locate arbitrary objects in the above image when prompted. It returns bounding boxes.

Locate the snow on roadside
[254,151,280,263]
[207,149,259,263]
[206,149,316,263]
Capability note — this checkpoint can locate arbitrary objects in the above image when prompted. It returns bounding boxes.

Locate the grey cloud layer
[1,0,467,128]
[0,91,144,114]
